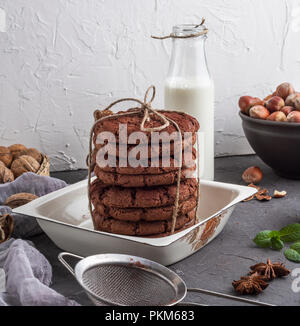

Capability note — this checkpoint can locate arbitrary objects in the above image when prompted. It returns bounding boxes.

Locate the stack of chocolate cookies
[89,109,200,237]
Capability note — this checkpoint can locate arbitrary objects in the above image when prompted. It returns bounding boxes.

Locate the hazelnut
[264,94,273,101]
[0,146,13,168]
[267,111,287,122]
[10,155,40,178]
[15,148,42,164]
[280,106,294,116]
[242,166,263,184]
[239,96,264,115]
[294,96,300,110]
[249,105,270,120]
[287,111,300,123]
[274,82,295,100]
[273,190,287,198]
[285,93,300,107]
[0,165,14,183]
[8,144,27,159]
[265,96,285,112]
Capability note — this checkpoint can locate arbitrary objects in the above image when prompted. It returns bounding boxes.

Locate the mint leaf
[269,231,280,238]
[253,230,273,248]
[279,224,300,242]
[284,249,300,262]
[271,237,284,250]
[290,242,300,253]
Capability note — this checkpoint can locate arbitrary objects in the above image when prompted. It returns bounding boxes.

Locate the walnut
[10,155,40,178]
[0,214,14,243]
[8,144,27,159]
[5,192,39,209]
[0,165,14,183]
[15,148,43,164]
[0,146,13,167]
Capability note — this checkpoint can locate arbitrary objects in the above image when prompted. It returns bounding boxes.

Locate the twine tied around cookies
[87,85,200,235]
[151,18,208,40]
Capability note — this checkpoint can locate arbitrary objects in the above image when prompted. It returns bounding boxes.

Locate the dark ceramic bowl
[239,112,300,179]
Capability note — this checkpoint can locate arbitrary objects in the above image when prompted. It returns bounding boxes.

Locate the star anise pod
[232,272,269,295]
[250,258,290,281]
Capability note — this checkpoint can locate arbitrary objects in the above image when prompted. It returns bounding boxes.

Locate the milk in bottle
[164,24,214,180]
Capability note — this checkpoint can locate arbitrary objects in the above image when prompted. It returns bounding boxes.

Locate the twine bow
[151,18,208,40]
[87,85,200,235]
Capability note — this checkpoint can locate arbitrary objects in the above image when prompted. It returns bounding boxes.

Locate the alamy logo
[95,124,195,172]
[291,6,300,32]
[0,8,6,33]
[291,268,300,293]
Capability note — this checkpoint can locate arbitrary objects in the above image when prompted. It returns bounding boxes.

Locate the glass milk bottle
[164,24,214,180]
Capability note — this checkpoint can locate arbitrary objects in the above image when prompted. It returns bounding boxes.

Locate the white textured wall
[0,0,300,170]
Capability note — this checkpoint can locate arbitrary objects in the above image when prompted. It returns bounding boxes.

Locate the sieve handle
[187,288,275,306]
[58,252,84,276]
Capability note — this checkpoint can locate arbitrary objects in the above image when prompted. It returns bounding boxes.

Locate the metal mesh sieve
[82,264,178,306]
[58,253,186,306]
[58,252,275,307]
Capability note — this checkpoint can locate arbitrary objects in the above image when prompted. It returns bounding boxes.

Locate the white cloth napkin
[0,239,79,306]
[0,172,80,306]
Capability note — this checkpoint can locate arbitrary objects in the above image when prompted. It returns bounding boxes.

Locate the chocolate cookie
[94,165,196,187]
[94,193,198,222]
[93,109,200,144]
[90,178,198,208]
[147,218,196,238]
[92,209,195,236]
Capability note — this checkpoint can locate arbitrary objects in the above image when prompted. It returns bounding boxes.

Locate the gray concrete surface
[30,155,300,306]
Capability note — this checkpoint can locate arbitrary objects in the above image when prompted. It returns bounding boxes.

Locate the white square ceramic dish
[13,178,256,265]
